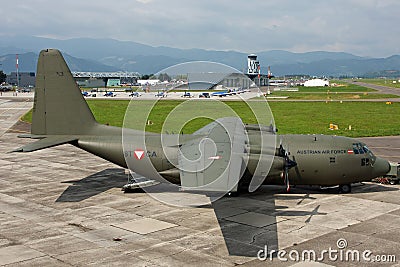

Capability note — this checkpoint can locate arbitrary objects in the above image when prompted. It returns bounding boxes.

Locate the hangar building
[304,78,330,87]
[6,72,36,87]
[174,72,252,90]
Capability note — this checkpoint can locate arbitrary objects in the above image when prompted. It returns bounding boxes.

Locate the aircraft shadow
[290,182,399,194]
[211,191,279,257]
[212,186,326,257]
[55,170,398,257]
[210,182,399,257]
[211,185,330,257]
[56,168,127,202]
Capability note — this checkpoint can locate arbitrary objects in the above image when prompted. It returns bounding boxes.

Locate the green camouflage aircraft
[13,49,390,195]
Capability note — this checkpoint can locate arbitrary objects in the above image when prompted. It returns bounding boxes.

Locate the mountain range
[1,35,399,77]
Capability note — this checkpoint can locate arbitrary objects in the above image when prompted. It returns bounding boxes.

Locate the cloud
[136,0,153,3]
[2,0,400,57]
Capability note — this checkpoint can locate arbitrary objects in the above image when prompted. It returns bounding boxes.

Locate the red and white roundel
[134,149,145,160]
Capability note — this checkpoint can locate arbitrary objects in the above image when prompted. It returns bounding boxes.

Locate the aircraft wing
[11,136,78,152]
[179,117,247,193]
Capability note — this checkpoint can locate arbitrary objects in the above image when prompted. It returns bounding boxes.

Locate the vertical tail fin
[32,49,97,135]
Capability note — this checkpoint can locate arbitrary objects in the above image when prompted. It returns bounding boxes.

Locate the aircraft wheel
[339,184,351,194]
[389,179,398,185]
[226,191,239,197]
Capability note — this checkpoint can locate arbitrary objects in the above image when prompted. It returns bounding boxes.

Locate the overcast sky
[3,0,400,57]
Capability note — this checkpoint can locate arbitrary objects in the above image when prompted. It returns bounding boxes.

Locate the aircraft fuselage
[74,125,389,189]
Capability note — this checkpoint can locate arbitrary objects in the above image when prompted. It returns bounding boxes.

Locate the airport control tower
[247,54,260,79]
[246,54,272,87]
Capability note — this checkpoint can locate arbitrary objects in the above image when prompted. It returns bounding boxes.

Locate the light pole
[16,54,19,89]
[0,63,3,84]
[0,63,3,95]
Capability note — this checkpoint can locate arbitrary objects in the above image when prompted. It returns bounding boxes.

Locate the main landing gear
[339,184,352,194]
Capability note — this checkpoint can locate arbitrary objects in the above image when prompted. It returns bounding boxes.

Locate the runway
[347,81,400,97]
[0,98,399,266]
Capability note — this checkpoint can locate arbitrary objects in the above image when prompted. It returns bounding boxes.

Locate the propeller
[278,139,297,192]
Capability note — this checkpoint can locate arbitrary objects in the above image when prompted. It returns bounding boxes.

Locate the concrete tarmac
[0,98,399,266]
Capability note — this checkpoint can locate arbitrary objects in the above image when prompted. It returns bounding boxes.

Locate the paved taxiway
[347,81,400,97]
[0,91,259,101]
[4,88,400,103]
[0,98,399,266]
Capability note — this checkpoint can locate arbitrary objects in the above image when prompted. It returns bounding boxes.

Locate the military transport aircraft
[13,49,390,196]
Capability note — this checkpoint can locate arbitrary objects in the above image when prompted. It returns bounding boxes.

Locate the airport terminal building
[72,72,140,88]
[180,73,253,90]
[6,72,36,88]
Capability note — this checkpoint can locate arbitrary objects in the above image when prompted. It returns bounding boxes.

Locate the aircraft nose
[372,157,390,177]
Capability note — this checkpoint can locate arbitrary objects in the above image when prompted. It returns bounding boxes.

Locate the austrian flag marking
[134,149,145,160]
[347,150,354,154]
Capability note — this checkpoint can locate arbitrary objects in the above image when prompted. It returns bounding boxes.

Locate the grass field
[22,100,400,137]
[269,101,400,137]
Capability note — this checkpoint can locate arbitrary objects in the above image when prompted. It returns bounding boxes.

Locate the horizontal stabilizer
[11,136,78,152]
[17,134,47,139]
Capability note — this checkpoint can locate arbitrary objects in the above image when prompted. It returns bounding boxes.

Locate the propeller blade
[278,141,297,193]
[292,156,302,180]
[284,166,290,192]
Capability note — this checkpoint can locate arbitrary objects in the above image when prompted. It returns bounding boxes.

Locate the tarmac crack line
[249,231,267,245]
[130,201,150,210]
[287,224,307,234]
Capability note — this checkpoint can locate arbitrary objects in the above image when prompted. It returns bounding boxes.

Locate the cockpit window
[352,144,359,154]
[363,145,375,159]
[352,143,365,154]
[352,143,376,158]
[360,143,376,160]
